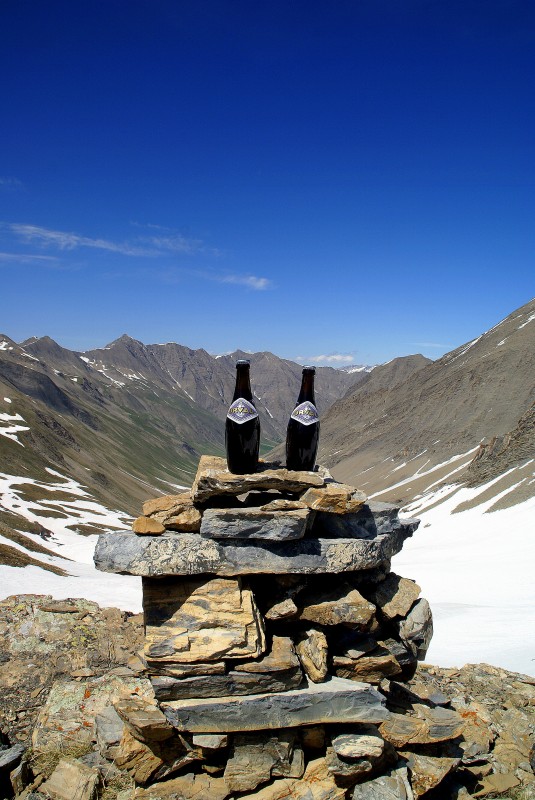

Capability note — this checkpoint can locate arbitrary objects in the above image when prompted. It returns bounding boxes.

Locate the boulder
[400,751,459,798]
[351,765,413,799]
[161,677,389,733]
[40,758,100,800]
[398,599,433,660]
[31,674,154,752]
[300,483,367,514]
[366,574,421,620]
[133,517,166,535]
[142,576,266,663]
[224,731,304,792]
[113,694,174,742]
[134,770,230,799]
[297,583,376,628]
[200,507,312,541]
[296,629,329,682]
[191,455,324,503]
[237,757,346,800]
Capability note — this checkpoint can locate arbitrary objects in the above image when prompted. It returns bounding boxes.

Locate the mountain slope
[320,298,535,503]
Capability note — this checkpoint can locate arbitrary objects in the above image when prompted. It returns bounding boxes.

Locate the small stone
[265,598,299,620]
[300,483,367,514]
[40,758,100,800]
[296,629,329,682]
[380,706,465,747]
[113,728,197,785]
[298,583,376,628]
[398,599,433,660]
[142,492,192,517]
[367,573,421,620]
[333,646,401,685]
[331,725,386,760]
[351,765,413,799]
[200,507,311,541]
[132,517,165,535]
[164,507,202,532]
[192,734,228,750]
[142,493,202,531]
[113,695,173,742]
[401,751,459,798]
[95,706,124,760]
[260,498,308,511]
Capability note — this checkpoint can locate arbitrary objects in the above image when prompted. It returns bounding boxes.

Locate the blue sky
[1,0,534,366]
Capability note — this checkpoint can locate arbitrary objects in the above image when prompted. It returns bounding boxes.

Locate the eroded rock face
[142,576,266,663]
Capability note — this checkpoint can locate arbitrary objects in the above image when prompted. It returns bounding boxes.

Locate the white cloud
[10,223,154,256]
[220,274,272,290]
[0,252,60,264]
[312,353,355,364]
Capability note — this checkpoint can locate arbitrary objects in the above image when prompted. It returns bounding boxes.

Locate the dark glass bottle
[225,360,260,474]
[286,366,320,471]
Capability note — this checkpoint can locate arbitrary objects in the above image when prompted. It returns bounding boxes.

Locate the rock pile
[3,456,533,799]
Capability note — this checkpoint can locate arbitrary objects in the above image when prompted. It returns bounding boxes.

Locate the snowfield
[395,471,535,676]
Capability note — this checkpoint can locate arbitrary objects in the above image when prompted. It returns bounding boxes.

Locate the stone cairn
[92,455,467,799]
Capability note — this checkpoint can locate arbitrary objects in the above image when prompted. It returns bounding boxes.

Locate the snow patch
[518,312,535,330]
[0,411,30,446]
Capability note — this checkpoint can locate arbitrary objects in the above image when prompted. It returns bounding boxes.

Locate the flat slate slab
[160,676,389,732]
[200,507,312,541]
[94,524,414,577]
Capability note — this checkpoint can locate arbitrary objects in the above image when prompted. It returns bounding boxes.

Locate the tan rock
[333,648,402,685]
[144,658,226,678]
[143,576,266,663]
[300,483,367,514]
[296,629,329,682]
[265,597,299,620]
[113,695,173,742]
[380,705,464,747]
[233,635,301,675]
[40,758,100,800]
[31,674,154,752]
[237,757,346,800]
[191,455,324,503]
[192,734,228,750]
[298,583,376,628]
[114,728,198,785]
[367,573,421,620]
[142,492,192,517]
[224,731,304,793]
[260,498,308,511]
[331,725,386,760]
[472,772,520,797]
[134,771,230,799]
[401,752,459,798]
[164,507,202,532]
[132,517,165,535]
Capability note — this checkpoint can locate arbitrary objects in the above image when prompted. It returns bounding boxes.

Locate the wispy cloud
[219,274,272,290]
[0,177,23,189]
[10,223,155,256]
[0,252,59,264]
[295,353,355,365]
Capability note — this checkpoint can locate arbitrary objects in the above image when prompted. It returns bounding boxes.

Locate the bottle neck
[233,365,253,401]
[297,371,315,404]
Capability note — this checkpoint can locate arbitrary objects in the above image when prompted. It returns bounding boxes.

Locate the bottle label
[227,397,259,424]
[291,401,319,426]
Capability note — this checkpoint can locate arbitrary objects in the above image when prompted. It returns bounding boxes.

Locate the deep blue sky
[1,1,534,365]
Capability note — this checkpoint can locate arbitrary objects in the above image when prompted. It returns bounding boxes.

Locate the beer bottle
[225,360,260,474]
[286,366,320,471]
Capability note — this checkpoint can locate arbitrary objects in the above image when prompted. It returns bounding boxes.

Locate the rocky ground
[0,595,533,800]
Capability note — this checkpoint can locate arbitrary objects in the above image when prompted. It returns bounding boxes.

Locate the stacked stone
[94,455,448,799]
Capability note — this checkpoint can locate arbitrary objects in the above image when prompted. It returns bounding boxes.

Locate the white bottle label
[227,397,259,424]
[291,401,319,426]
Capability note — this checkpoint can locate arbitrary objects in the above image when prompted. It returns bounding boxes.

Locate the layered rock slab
[192,455,324,503]
[142,576,266,663]
[200,506,312,541]
[161,677,389,733]
[94,525,414,577]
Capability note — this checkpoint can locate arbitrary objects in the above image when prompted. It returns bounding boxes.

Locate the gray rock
[161,677,389,733]
[224,731,304,793]
[94,526,413,577]
[200,507,312,541]
[312,502,419,540]
[398,599,433,659]
[351,765,414,799]
[192,734,228,750]
[95,706,124,759]
[0,743,25,771]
